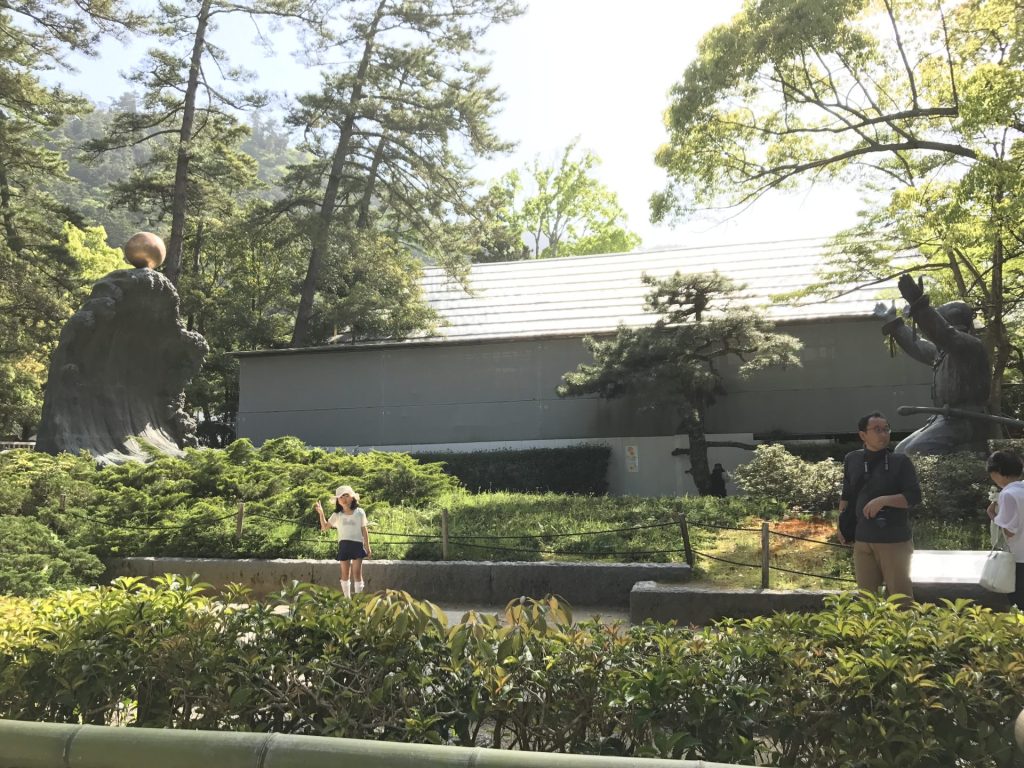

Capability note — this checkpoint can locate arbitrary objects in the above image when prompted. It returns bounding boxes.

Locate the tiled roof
[420,239,896,341]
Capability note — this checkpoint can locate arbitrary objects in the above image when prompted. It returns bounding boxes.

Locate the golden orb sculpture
[123,232,167,269]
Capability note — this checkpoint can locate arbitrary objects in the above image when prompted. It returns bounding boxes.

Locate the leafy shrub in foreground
[2,582,1022,767]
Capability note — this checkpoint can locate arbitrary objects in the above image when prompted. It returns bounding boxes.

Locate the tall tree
[519,140,641,259]
[287,0,522,347]
[653,0,1024,412]
[0,0,139,437]
[84,0,315,285]
[558,272,800,495]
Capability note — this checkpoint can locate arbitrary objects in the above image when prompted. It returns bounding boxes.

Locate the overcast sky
[66,0,864,250]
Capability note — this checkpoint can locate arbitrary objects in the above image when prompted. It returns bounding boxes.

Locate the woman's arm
[362,522,372,557]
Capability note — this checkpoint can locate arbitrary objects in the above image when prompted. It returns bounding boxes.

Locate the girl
[986,450,1024,610]
[315,484,371,597]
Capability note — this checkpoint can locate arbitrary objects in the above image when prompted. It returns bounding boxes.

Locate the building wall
[237,317,933,495]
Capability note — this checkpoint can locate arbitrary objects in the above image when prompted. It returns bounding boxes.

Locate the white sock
[354,581,365,593]
[340,580,351,597]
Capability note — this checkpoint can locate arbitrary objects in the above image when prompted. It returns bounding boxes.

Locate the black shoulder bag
[839,465,869,543]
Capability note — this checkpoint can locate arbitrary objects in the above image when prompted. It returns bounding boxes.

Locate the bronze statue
[876,273,991,454]
[35,233,207,464]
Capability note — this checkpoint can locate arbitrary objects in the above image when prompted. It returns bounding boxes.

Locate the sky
[65,0,865,251]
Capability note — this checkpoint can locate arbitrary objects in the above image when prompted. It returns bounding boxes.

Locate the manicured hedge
[1,581,1022,766]
[411,445,610,495]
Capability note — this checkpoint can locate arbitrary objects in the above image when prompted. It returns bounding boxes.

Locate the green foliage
[0,441,460,587]
[0,0,140,439]
[0,517,104,597]
[516,139,641,259]
[654,0,1024,409]
[2,584,1023,766]
[913,451,991,523]
[558,271,801,495]
[734,443,843,514]
[737,443,996,536]
[286,0,523,346]
[412,445,610,494]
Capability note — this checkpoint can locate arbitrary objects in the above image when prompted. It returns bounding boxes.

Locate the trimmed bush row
[411,445,611,495]
[1,580,1022,766]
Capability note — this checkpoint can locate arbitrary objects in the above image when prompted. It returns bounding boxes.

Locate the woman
[315,484,372,597]
[986,450,1024,609]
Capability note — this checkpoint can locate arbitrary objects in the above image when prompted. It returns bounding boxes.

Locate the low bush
[412,445,610,495]
[2,581,1022,767]
[913,451,990,523]
[733,443,842,514]
[0,442,460,593]
[735,443,1002,531]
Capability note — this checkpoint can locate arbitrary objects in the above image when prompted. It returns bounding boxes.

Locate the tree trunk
[291,0,387,347]
[684,405,712,495]
[357,133,388,229]
[165,0,213,287]
[989,233,1010,416]
[0,115,24,258]
[186,219,204,332]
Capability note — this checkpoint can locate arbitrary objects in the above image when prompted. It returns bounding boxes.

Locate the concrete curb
[104,558,693,608]
[630,581,1012,625]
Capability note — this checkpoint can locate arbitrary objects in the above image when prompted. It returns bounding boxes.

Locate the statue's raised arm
[879,272,991,455]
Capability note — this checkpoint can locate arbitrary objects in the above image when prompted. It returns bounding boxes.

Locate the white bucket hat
[334,485,360,504]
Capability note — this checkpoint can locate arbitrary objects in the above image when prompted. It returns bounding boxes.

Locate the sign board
[625,444,639,473]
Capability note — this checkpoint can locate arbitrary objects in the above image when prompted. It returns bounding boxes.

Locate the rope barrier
[768,528,850,549]
[451,540,692,558]
[446,520,679,541]
[686,519,764,533]
[690,549,762,569]
[47,500,857,586]
[59,507,240,531]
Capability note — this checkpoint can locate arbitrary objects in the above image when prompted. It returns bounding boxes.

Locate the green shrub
[733,443,842,514]
[736,443,998,531]
[2,583,1022,767]
[412,445,610,495]
[912,451,990,523]
[0,517,104,597]
[0,441,461,592]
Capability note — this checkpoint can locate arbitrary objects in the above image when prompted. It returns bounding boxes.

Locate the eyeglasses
[866,426,891,434]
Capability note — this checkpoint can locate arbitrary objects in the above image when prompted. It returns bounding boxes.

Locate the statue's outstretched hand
[898,273,924,303]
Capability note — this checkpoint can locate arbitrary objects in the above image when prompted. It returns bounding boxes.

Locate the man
[876,272,990,454]
[838,411,922,601]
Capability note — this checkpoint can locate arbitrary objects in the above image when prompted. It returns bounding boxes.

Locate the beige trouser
[853,539,914,601]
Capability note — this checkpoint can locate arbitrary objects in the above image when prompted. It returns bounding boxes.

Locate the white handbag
[980,524,1016,594]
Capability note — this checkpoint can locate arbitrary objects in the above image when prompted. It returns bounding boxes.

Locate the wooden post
[441,509,450,560]
[678,512,694,567]
[235,501,245,541]
[761,521,770,589]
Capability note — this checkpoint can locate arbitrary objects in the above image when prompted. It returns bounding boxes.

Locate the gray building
[237,242,930,496]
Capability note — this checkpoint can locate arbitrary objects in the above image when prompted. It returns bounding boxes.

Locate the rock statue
[876,272,991,454]
[35,233,208,464]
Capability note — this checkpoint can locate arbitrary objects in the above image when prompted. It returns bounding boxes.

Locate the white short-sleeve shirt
[327,507,367,542]
[994,481,1024,562]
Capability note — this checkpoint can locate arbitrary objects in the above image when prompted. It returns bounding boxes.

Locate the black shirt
[841,448,922,543]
